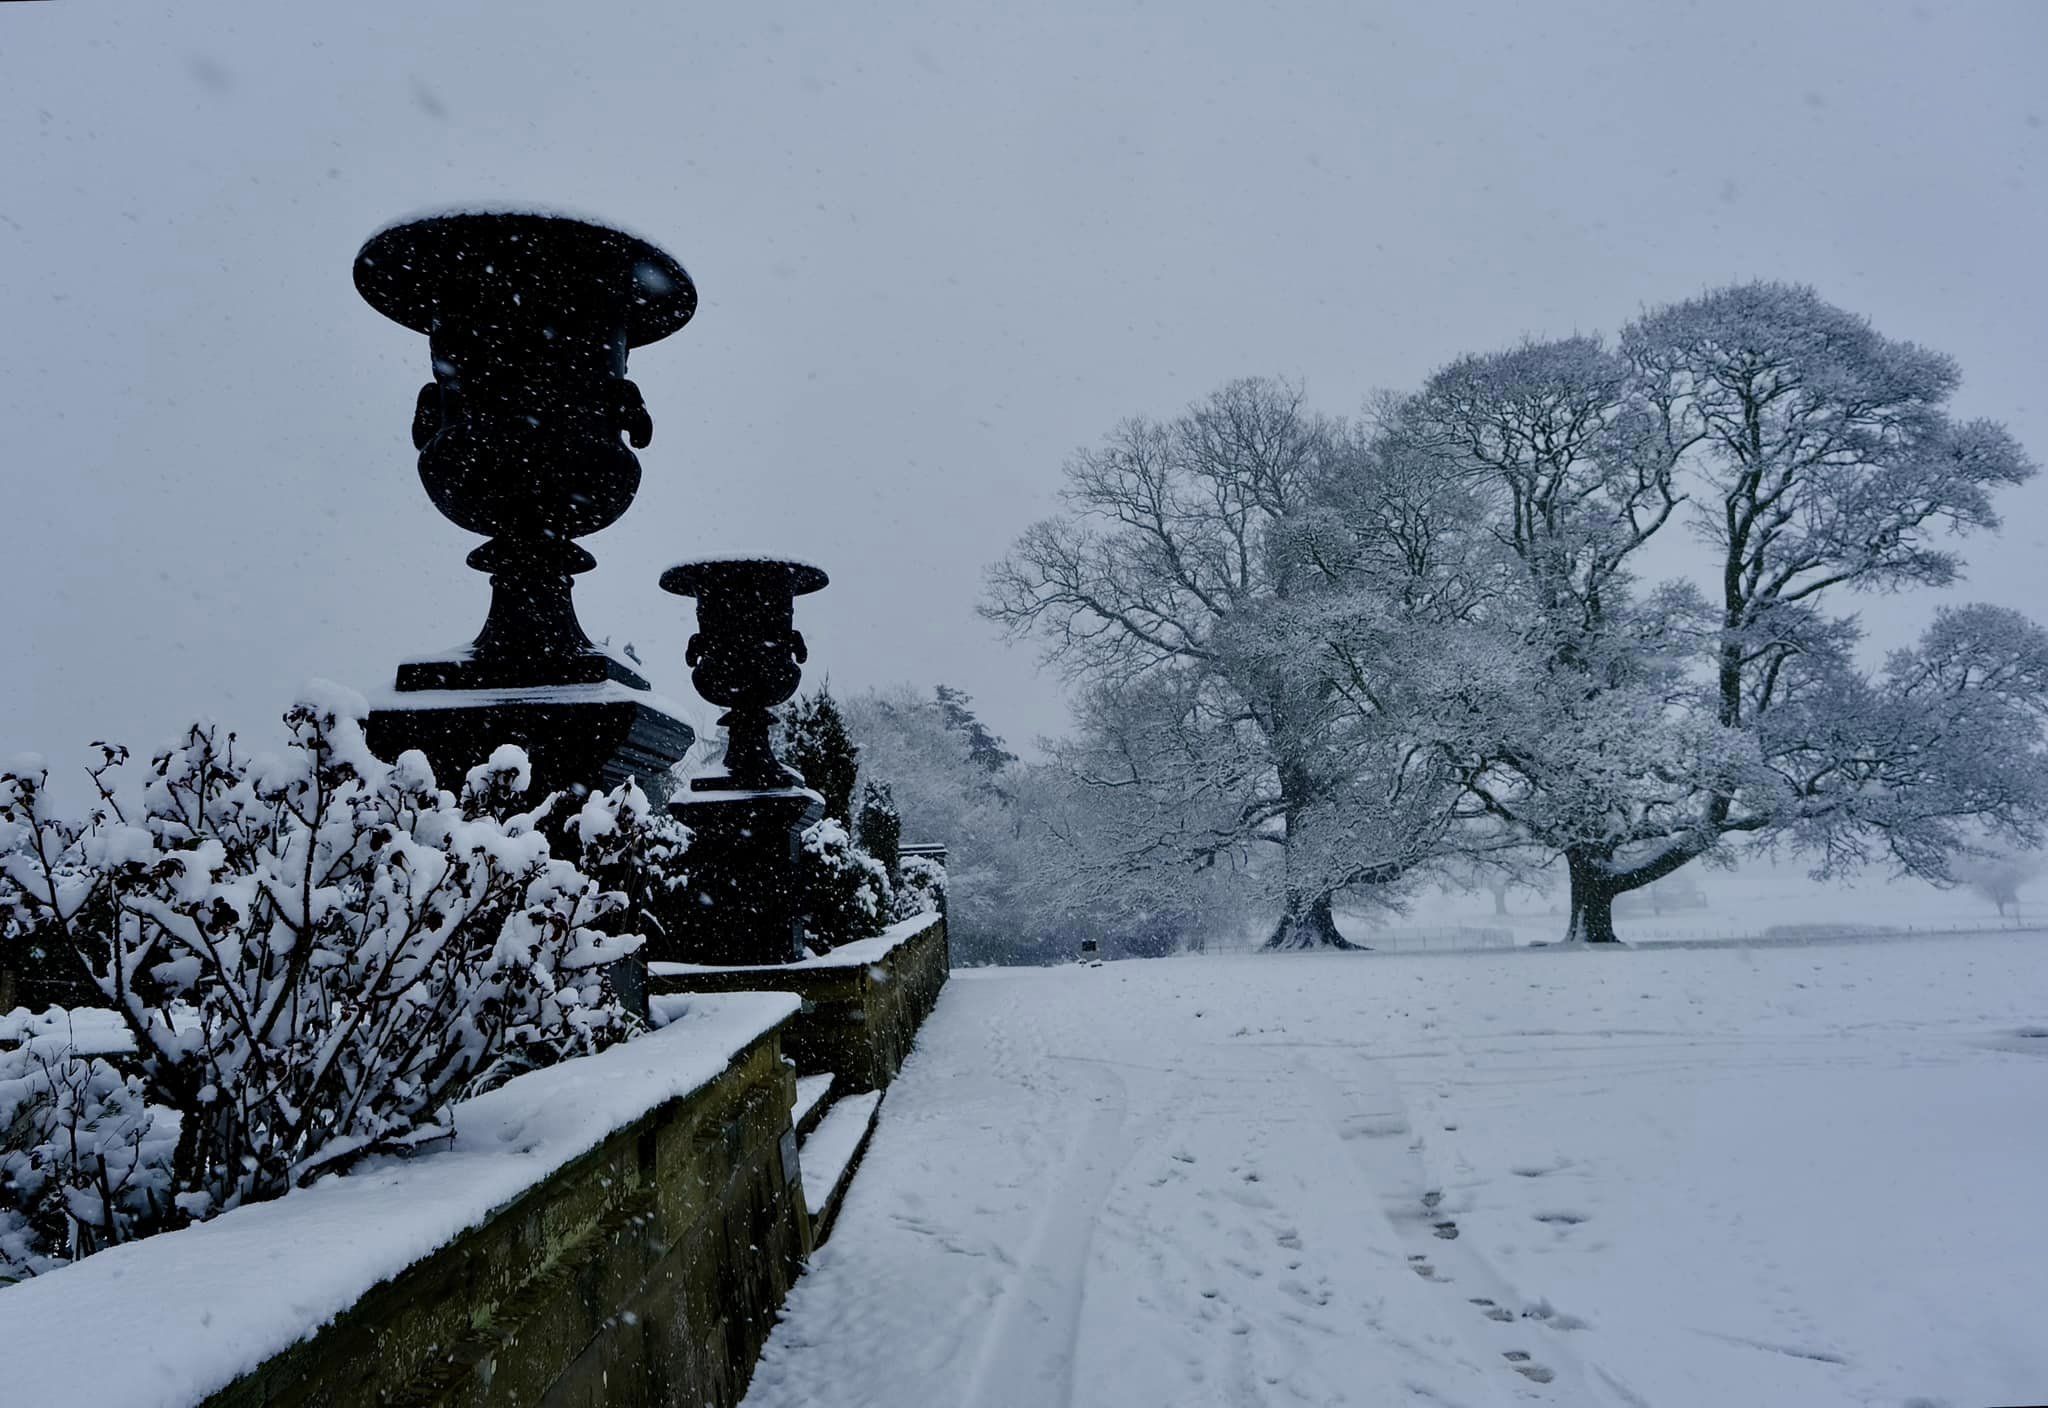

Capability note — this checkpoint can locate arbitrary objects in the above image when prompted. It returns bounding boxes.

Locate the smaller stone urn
[659,557,830,965]
[659,558,829,790]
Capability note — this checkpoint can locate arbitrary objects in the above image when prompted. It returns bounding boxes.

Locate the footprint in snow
[1469,1297,1515,1323]
[1340,1114,1410,1140]
[1280,1278,1332,1308]
[1407,1255,1444,1281]
[1431,1220,1461,1240]
[1520,1298,1590,1330]
[1503,1352,1555,1384]
[1534,1210,1589,1227]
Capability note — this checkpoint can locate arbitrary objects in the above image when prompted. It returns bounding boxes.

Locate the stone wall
[649,914,951,1093]
[6,922,955,1408]
[202,1015,809,1408]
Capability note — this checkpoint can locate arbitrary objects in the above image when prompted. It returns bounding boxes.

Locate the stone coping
[367,679,700,720]
[649,912,944,977]
[0,992,799,1408]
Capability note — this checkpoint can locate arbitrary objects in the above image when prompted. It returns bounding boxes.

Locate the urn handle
[410,383,441,451]
[619,380,653,450]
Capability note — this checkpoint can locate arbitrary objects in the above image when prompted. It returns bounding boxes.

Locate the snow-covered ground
[745,929,2048,1408]
[1322,864,2040,953]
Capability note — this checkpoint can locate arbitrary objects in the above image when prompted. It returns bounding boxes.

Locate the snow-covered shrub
[781,688,861,822]
[855,779,902,879]
[560,776,693,965]
[0,685,650,1268]
[798,817,890,950]
[891,854,946,922]
[1,1019,174,1281]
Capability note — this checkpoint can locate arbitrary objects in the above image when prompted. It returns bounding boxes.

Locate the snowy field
[1325,867,2038,953]
[744,929,2048,1408]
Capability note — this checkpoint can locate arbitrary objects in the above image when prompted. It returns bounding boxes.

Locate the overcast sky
[3,0,2044,777]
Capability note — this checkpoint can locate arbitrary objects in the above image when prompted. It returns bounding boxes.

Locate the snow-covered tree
[1263,423,1531,938]
[781,687,861,823]
[1018,702,1284,955]
[840,687,1023,961]
[984,378,1460,948]
[1372,335,1708,942]
[855,779,902,879]
[934,686,1017,780]
[1771,604,2048,879]
[1405,288,2045,940]
[1951,844,2045,917]
[1626,287,2041,911]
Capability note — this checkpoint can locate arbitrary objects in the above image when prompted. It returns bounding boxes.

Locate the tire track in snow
[960,1053,1131,1408]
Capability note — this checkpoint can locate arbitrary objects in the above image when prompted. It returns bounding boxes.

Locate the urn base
[662,788,825,966]
[365,686,696,805]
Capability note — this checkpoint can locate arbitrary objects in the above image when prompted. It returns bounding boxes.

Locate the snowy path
[743,932,2048,1408]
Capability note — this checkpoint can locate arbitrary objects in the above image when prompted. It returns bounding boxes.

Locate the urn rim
[658,557,830,599]
[354,208,696,347]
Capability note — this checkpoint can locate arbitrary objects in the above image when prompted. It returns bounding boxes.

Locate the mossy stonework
[113,921,952,1407]
[650,916,951,1093]
[201,1021,808,1408]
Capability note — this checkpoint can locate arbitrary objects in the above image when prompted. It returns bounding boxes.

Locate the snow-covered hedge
[0,685,689,1280]
[891,854,946,922]
[798,817,891,951]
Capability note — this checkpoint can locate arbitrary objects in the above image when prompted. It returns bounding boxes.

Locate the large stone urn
[353,209,698,799]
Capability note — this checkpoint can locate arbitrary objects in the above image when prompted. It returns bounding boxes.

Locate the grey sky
[4,0,2044,776]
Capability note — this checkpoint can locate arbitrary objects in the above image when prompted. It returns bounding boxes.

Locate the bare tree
[1951,845,2045,917]
[1390,291,2046,941]
[1382,336,1704,942]
[984,378,1452,948]
[1618,284,2044,915]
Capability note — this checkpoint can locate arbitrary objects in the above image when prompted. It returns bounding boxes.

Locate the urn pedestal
[665,788,823,966]
[659,558,830,965]
[364,692,696,806]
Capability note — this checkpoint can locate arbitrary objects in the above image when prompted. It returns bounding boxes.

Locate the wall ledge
[0,992,801,1408]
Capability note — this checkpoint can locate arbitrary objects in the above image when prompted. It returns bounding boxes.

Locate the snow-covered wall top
[0,991,799,1408]
[649,911,944,977]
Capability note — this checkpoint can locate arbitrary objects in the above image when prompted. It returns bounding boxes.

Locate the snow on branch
[1,689,686,1279]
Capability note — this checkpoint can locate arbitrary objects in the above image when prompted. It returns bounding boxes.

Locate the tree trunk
[1261,762,1363,951]
[1491,882,1510,917]
[1563,852,1622,944]
[1263,892,1363,951]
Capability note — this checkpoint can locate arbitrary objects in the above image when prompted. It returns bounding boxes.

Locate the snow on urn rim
[659,556,831,597]
[353,206,697,346]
